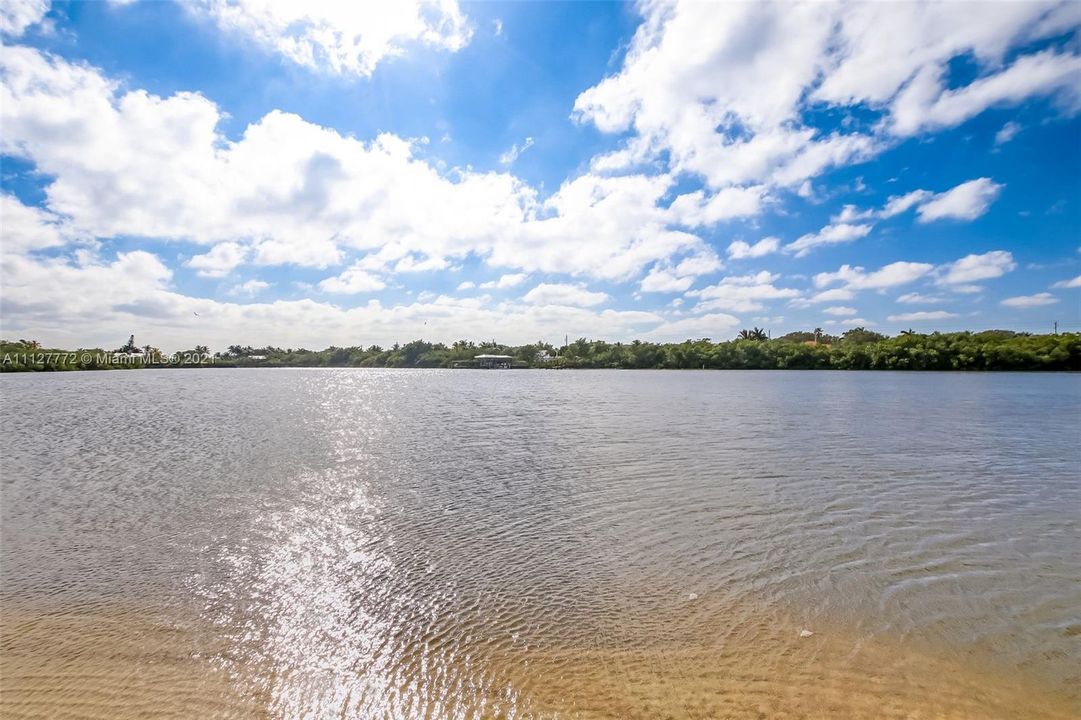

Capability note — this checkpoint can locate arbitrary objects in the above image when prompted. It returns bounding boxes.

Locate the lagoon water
[1,369,1079,719]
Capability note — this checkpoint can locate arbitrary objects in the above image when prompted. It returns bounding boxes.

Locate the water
[1,369,1079,719]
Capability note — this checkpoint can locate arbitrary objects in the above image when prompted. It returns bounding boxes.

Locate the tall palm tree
[813,327,823,345]
[738,328,768,341]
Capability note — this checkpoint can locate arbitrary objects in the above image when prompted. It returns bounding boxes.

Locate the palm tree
[900,328,916,336]
[813,327,822,345]
[738,328,768,341]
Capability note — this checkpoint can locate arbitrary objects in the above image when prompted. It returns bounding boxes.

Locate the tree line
[2,328,1078,372]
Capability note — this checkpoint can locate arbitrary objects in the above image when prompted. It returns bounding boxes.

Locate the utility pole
[1053,321,1058,335]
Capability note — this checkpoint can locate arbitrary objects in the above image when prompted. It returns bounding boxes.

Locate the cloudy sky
[1,0,1079,351]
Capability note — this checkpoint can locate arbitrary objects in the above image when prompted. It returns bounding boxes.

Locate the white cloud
[455,280,476,290]
[815,261,935,290]
[878,189,934,219]
[0,0,47,37]
[640,266,693,293]
[786,223,872,257]
[897,292,945,304]
[229,279,270,296]
[642,313,742,343]
[672,252,722,277]
[794,288,855,305]
[727,237,779,259]
[890,50,1081,136]
[480,273,527,289]
[824,317,874,327]
[1,47,730,284]
[836,178,1004,225]
[190,0,474,76]
[995,121,1022,145]
[1,248,175,334]
[318,264,386,294]
[521,282,608,307]
[1050,274,1081,289]
[915,178,1004,222]
[499,136,534,165]
[390,253,447,273]
[887,310,959,322]
[688,271,800,313]
[0,194,70,252]
[187,242,249,278]
[639,251,722,293]
[573,1,1078,194]
[1001,292,1059,308]
[2,246,673,350]
[936,250,1016,285]
[822,306,858,316]
[668,185,768,226]
[486,173,718,280]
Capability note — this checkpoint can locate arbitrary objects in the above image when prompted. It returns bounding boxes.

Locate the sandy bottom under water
[3,607,1076,719]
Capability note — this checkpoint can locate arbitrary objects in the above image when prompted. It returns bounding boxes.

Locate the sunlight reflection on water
[2,369,1079,718]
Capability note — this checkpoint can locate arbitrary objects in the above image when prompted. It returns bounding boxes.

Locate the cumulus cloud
[688,271,800,313]
[1,46,732,284]
[574,1,1079,196]
[834,177,1004,225]
[786,223,872,257]
[318,265,387,294]
[814,260,935,290]
[936,250,1016,285]
[794,288,855,306]
[915,178,1004,222]
[0,0,47,37]
[668,185,768,226]
[229,279,270,296]
[890,50,1081,136]
[189,0,474,76]
[187,242,249,278]
[642,313,742,343]
[521,282,608,307]
[640,266,694,293]
[637,251,723,294]
[822,306,858,316]
[479,273,527,289]
[1001,292,1059,308]
[727,237,780,259]
[0,193,70,252]
[1050,274,1081,289]
[2,250,669,350]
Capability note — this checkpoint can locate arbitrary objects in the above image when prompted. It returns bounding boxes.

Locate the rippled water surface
[2,369,1079,718]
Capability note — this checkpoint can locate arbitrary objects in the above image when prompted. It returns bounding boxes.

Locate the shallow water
[2,369,1079,718]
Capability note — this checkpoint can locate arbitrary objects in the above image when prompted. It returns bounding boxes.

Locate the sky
[1,0,1079,352]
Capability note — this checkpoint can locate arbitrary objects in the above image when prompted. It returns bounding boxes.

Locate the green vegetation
[0,337,216,372]
[3,329,1079,372]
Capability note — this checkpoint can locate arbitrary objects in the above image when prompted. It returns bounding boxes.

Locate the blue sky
[1,0,1079,350]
